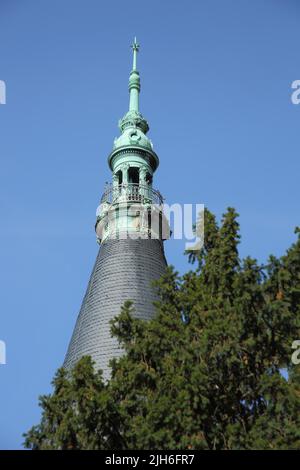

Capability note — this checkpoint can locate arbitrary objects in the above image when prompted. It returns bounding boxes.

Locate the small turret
[96,39,164,244]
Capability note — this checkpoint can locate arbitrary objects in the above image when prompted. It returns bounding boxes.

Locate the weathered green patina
[96,39,163,243]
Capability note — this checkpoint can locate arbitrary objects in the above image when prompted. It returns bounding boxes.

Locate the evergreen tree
[24,210,300,450]
[24,356,123,450]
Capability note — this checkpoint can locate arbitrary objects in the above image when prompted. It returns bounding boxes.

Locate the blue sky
[0,0,299,449]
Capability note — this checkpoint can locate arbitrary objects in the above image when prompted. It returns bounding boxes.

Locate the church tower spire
[118,38,149,135]
[98,38,160,243]
[64,40,167,380]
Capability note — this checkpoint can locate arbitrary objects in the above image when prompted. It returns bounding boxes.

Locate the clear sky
[0,0,299,449]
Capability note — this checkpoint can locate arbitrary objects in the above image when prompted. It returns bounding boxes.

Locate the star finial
[131,37,140,53]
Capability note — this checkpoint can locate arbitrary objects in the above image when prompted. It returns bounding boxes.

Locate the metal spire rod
[129,37,141,112]
[131,37,139,71]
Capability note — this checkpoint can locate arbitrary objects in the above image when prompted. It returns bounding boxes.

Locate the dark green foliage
[24,210,300,450]
[23,357,123,450]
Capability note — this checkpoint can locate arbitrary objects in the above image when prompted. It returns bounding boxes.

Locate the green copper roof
[113,127,153,151]
[114,38,152,151]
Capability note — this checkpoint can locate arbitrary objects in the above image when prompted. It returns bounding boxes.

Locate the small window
[116,170,122,185]
[128,167,139,184]
[146,172,153,185]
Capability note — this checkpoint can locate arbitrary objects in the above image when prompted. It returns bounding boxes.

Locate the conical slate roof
[64,238,167,380]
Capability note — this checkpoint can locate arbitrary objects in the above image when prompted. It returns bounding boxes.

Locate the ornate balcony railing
[100,183,164,206]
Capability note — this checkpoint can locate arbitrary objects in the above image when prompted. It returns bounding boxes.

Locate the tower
[64,39,167,380]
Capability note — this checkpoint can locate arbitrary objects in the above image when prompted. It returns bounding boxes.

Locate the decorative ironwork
[100,183,163,206]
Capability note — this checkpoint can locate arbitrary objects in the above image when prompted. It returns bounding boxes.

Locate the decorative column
[122,163,130,185]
